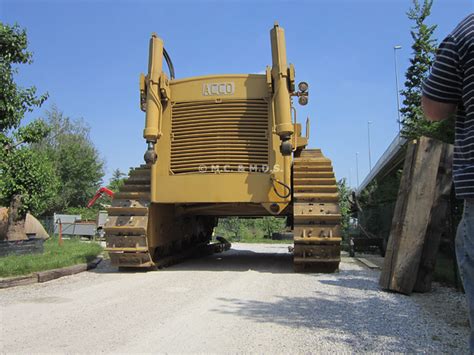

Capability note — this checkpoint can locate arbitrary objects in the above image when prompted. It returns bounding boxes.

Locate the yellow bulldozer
[104,23,342,272]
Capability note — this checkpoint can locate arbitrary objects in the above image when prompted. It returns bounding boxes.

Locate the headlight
[298,96,308,106]
[298,81,309,92]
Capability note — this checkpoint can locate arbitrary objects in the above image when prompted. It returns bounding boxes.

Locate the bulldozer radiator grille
[170,99,269,174]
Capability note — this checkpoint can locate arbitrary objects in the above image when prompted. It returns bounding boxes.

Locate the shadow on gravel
[169,248,293,274]
[89,260,152,274]
[317,271,382,291]
[91,248,293,274]
[213,271,438,353]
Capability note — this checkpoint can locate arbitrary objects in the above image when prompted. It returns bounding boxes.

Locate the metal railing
[357,133,407,194]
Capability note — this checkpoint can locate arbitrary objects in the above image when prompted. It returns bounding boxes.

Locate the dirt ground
[0,244,470,353]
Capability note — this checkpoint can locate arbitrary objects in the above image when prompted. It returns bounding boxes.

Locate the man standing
[422,13,474,352]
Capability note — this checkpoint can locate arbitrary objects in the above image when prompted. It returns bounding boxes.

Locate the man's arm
[422,35,461,121]
[422,95,457,122]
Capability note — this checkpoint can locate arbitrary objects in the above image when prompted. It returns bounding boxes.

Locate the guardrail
[357,133,407,194]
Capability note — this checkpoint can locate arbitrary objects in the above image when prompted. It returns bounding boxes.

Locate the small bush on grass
[0,237,103,278]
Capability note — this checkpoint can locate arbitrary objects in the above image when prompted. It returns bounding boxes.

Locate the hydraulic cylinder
[270,23,294,147]
[143,33,164,143]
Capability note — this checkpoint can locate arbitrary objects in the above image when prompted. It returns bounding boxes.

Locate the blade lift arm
[141,33,173,165]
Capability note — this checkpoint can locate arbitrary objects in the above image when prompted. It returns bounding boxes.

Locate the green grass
[0,237,103,278]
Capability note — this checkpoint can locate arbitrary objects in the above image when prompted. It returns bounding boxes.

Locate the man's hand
[422,95,457,121]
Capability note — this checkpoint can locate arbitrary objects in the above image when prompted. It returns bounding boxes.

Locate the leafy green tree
[0,22,56,240]
[219,217,242,240]
[1,148,58,215]
[215,216,286,242]
[0,23,48,132]
[108,169,126,192]
[258,216,285,238]
[400,0,454,143]
[337,178,352,238]
[33,106,105,213]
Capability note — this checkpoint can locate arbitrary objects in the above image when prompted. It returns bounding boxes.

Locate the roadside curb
[0,257,103,289]
[355,256,382,270]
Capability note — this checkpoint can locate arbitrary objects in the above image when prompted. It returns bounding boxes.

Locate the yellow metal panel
[150,75,289,205]
[154,173,278,203]
[170,75,269,101]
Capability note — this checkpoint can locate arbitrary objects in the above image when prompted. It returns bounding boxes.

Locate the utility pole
[356,152,360,189]
[394,45,402,132]
[368,121,373,170]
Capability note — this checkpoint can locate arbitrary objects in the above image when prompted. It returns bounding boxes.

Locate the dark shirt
[422,14,474,199]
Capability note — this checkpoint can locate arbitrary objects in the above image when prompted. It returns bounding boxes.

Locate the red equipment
[87,187,114,208]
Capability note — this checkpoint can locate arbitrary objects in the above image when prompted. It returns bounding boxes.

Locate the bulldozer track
[104,166,230,268]
[292,149,342,272]
[104,165,154,267]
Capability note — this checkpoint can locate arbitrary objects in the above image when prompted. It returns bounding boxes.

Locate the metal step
[293,224,341,238]
[294,236,342,244]
[129,168,151,177]
[293,192,339,202]
[293,178,336,185]
[293,185,338,193]
[106,235,148,249]
[111,199,150,209]
[120,184,150,192]
[299,149,322,157]
[113,192,150,200]
[293,171,334,179]
[294,158,331,164]
[108,252,154,267]
[124,176,151,185]
[293,214,342,223]
[107,206,148,216]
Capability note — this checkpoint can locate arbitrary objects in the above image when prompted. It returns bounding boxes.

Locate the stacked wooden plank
[379,137,453,295]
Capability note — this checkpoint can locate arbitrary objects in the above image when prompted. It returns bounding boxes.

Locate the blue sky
[1,0,471,188]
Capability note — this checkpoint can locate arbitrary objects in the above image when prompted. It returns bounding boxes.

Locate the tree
[337,178,352,238]
[0,22,57,241]
[258,217,285,238]
[219,217,242,240]
[400,0,454,143]
[108,169,126,192]
[0,23,48,132]
[33,106,105,214]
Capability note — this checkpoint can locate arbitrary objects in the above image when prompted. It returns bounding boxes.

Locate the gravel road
[0,243,470,353]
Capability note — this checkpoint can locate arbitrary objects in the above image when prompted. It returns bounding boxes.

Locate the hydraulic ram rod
[270,23,294,147]
[143,33,164,143]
